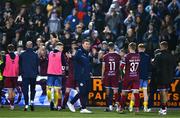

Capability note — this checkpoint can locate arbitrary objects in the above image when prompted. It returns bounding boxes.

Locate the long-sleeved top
[154,50,176,85]
[19,48,39,78]
[139,52,151,80]
[73,46,91,82]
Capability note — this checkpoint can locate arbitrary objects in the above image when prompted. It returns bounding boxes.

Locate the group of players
[0,39,175,115]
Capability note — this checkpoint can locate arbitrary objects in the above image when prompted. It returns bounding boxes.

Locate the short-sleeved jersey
[102,52,121,76]
[124,53,140,80]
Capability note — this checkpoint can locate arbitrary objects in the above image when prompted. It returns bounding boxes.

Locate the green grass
[0,106,179,118]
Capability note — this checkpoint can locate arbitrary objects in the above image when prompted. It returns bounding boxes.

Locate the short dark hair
[7,44,15,52]
[82,39,90,44]
[128,42,137,50]
[50,32,57,38]
[108,42,114,49]
[160,41,168,49]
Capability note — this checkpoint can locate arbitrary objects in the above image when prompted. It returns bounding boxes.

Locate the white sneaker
[129,107,133,112]
[159,109,167,115]
[80,109,92,114]
[109,105,113,111]
[67,102,76,112]
[10,105,14,110]
[114,104,119,112]
[144,107,148,112]
[146,108,152,112]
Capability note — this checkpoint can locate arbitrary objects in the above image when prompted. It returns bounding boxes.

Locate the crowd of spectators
[0,0,180,76]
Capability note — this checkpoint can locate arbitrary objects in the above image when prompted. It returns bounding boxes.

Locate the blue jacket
[64,15,79,32]
[139,52,151,80]
[20,48,39,78]
[73,46,91,82]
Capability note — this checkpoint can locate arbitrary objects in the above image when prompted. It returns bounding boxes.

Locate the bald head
[26,41,33,48]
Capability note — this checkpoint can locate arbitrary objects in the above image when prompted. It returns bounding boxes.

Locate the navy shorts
[47,75,62,88]
[140,79,148,89]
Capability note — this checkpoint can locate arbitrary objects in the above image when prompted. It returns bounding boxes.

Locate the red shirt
[124,53,140,80]
[103,52,121,77]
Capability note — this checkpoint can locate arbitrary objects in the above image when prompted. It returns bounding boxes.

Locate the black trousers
[148,78,157,108]
[22,77,36,106]
[0,80,4,104]
[71,80,91,109]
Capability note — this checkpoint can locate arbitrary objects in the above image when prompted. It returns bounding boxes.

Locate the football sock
[47,89,52,102]
[120,95,126,109]
[130,100,134,108]
[143,101,148,108]
[54,91,59,108]
[9,98,14,106]
[106,95,111,107]
[114,93,119,103]
[134,93,140,108]
[161,103,167,110]
[62,92,69,107]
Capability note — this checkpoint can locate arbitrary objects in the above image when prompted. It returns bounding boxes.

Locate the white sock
[25,105,28,108]
[31,100,34,105]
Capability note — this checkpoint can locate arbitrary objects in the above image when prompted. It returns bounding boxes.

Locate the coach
[19,41,39,111]
[154,41,176,115]
[67,39,92,113]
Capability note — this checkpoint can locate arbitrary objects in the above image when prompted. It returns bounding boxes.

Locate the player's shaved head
[26,41,33,48]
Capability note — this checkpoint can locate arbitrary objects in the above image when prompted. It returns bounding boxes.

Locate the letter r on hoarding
[93,79,103,91]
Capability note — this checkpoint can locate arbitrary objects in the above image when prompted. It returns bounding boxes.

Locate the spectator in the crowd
[126,28,136,44]
[105,4,123,36]
[136,3,147,22]
[48,11,61,34]
[135,14,145,43]
[159,25,177,52]
[91,46,101,76]
[124,10,136,31]
[143,23,159,57]
[174,10,180,38]
[168,0,180,19]
[31,6,46,34]
[146,9,161,33]
[156,1,169,19]
[175,62,180,77]
[34,37,43,51]
[14,5,28,34]
[83,8,92,27]
[41,26,50,42]
[46,0,62,17]
[102,26,114,43]
[73,24,83,45]
[83,22,98,38]
[94,3,105,32]
[61,31,74,53]
[64,8,79,32]
[30,0,44,16]
[12,30,23,48]
[2,21,15,51]
[46,32,59,51]
[61,0,74,19]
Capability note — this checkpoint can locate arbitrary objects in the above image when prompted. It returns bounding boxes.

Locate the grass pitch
[0,106,179,118]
